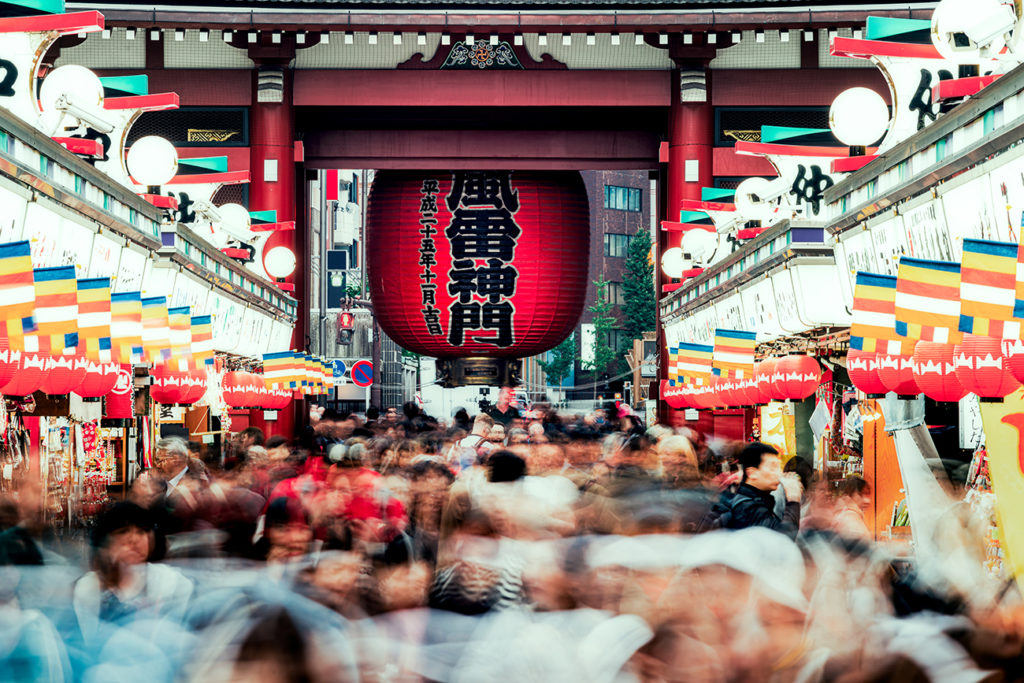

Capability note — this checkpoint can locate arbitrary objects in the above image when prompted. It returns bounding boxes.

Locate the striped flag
[676,342,714,384]
[168,306,192,371]
[141,296,172,364]
[667,345,680,386]
[32,266,78,356]
[712,329,757,379]
[322,359,334,390]
[190,315,214,367]
[850,272,909,354]
[111,292,143,364]
[959,238,1019,338]
[894,256,963,344]
[262,351,293,389]
[0,241,35,351]
[76,277,112,362]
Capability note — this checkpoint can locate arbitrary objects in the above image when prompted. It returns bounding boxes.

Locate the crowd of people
[0,390,1020,681]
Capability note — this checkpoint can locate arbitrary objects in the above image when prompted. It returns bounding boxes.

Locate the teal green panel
[249,210,277,223]
[99,75,149,96]
[701,187,734,202]
[180,157,228,172]
[678,210,712,224]
[866,16,930,41]
[761,125,829,143]
[4,0,64,13]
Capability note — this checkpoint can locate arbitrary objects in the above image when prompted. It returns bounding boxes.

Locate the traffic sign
[351,359,374,387]
[333,359,347,378]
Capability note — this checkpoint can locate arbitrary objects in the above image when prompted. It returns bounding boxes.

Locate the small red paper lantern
[662,380,688,409]
[76,361,120,399]
[222,371,250,408]
[768,359,792,401]
[912,341,967,402]
[774,355,821,400]
[1003,338,1024,384]
[0,335,21,389]
[242,373,261,407]
[0,353,49,397]
[267,388,288,410]
[689,382,710,410]
[176,369,207,406]
[876,352,920,397]
[735,377,758,406]
[847,350,887,396]
[954,335,1020,399]
[754,360,775,403]
[104,364,134,419]
[149,365,184,404]
[40,354,87,395]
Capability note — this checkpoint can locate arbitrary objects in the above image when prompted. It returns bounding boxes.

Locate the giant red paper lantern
[0,335,21,389]
[269,388,292,410]
[912,341,967,402]
[736,377,760,406]
[876,352,920,397]
[768,359,792,401]
[0,353,49,396]
[367,171,589,362]
[76,361,120,399]
[40,354,87,395]
[773,355,821,400]
[847,350,888,396]
[754,360,775,403]
[954,335,1020,399]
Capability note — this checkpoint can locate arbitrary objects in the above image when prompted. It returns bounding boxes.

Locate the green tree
[582,276,618,376]
[621,225,655,342]
[538,333,576,386]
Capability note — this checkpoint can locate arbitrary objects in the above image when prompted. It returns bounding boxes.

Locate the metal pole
[319,170,328,362]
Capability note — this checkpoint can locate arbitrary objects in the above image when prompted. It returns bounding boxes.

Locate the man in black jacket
[727,442,803,539]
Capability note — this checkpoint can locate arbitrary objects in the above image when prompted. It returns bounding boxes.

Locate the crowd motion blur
[0,388,1019,682]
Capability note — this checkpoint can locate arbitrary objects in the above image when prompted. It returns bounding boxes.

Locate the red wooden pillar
[249,62,301,440]
[657,62,714,424]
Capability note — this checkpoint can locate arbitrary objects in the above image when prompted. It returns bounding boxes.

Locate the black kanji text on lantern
[418,179,444,336]
[444,172,521,347]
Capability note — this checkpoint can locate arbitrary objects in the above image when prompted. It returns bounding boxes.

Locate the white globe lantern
[661,247,687,278]
[680,229,718,265]
[38,64,104,133]
[126,136,179,187]
[264,246,297,279]
[734,176,780,226]
[829,88,890,148]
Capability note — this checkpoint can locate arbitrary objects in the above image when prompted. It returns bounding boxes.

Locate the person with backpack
[447,414,496,471]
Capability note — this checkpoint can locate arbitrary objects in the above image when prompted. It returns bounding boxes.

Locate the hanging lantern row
[149,365,208,406]
[847,335,1024,402]
[665,356,822,410]
[222,371,292,410]
[0,338,121,399]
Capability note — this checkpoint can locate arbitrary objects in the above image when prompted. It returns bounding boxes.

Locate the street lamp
[829,87,890,156]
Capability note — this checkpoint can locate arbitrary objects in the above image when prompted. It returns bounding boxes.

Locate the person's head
[264,497,311,557]
[496,386,514,410]
[838,476,872,512]
[783,456,815,492]
[487,423,506,444]
[453,408,470,426]
[472,413,495,436]
[266,435,290,462]
[506,427,529,446]
[488,449,527,483]
[365,406,380,422]
[657,434,699,483]
[403,401,420,420]
[738,442,782,491]
[240,426,265,450]
[91,502,161,568]
[153,436,189,478]
[385,407,399,423]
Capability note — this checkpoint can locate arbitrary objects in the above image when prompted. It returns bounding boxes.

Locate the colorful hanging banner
[168,306,192,371]
[676,342,714,385]
[0,241,35,351]
[111,292,143,364]
[850,271,907,354]
[262,350,294,389]
[960,238,1019,338]
[667,345,680,386]
[32,265,78,356]
[76,277,112,363]
[894,256,963,344]
[190,315,214,367]
[141,296,172,364]
[712,328,757,379]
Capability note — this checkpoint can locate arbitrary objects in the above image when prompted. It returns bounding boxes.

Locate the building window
[604,185,641,212]
[604,233,633,258]
[607,328,630,351]
[607,281,625,306]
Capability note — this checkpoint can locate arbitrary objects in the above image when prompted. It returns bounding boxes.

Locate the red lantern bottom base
[81,397,101,403]
[979,396,1006,403]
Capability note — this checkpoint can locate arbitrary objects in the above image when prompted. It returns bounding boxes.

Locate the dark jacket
[727,483,800,540]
